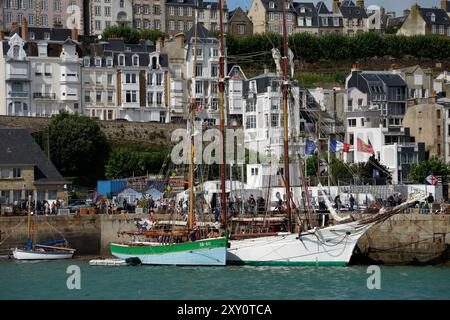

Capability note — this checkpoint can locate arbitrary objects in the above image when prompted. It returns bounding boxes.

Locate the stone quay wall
[0,116,183,146]
[1,214,449,264]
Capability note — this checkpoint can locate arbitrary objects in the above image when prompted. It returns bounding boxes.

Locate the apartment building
[339,0,368,36]
[0,0,84,33]
[0,21,82,117]
[132,0,165,31]
[84,0,133,35]
[82,37,169,122]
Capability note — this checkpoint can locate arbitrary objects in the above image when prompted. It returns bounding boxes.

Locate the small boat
[89,258,128,266]
[12,196,75,261]
[13,243,75,260]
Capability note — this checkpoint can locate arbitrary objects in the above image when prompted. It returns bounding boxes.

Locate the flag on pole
[330,139,350,153]
[357,138,374,154]
[426,175,438,186]
[305,139,317,155]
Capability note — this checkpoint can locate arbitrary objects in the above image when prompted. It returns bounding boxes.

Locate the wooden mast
[27,195,32,249]
[188,8,199,233]
[281,0,292,232]
[218,0,227,230]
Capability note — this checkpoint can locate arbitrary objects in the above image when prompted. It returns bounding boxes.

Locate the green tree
[409,156,450,184]
[33,112,111,186]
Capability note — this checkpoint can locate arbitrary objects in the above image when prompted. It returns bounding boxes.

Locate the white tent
[144,188,164,201]
[117,188,143,205]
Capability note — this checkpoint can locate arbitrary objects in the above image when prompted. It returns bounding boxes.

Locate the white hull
[12,248,74,260]
[227,222,373,266]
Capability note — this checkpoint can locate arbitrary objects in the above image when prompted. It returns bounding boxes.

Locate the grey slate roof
[185,22,218,44]
[260,0,296,13]
[10,27,72,42]
[348,71,407,95]
[0,128,68,185]
[83,39,169,68]
[316,1,330,14]
[340,1,368,19]
[418,7,450,26]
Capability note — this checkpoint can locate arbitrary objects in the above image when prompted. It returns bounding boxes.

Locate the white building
[82,38,169,122]
[185,23,222,125]
[0,23,81,117]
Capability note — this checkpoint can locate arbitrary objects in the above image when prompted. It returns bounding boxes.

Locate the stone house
[294,1,343,36]
[403,99,445,160]
[228,7,253,36]
[248,0,296,35]
[394,65,434,100]
[0,0,84,33]
[0,128,69,208]
[165,0,228,37]
[84,0,133,35]
[339,0,368,36]
[132,0,165,32]
[397,4,450,37]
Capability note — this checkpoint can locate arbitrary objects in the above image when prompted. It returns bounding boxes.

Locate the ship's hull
[110,237,228,266]
[227,222,373,266]
[12,248,75,260]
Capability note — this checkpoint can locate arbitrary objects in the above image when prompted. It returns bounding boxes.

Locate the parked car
[67,200,90,213]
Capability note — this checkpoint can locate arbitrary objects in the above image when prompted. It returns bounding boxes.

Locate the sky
[227,0,440,16]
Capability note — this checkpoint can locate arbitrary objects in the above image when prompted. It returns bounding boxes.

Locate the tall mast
[27,195,32,249]
[281,0,292,232]
[188,9,200,233]
[218,0,227,229]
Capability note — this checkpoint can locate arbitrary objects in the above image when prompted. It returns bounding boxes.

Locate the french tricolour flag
[330,139,350,153]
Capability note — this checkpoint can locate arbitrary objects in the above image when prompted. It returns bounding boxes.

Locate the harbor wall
[1,214,450,264]
[355,214,450,265]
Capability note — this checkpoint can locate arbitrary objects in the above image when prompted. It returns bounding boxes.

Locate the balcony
[33,92,56,100]
[8,91,29,98]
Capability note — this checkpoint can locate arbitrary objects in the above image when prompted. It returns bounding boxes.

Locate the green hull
[110,237,228,266]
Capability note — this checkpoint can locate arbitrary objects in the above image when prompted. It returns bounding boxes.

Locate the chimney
[11,22,18,30]
[403,9,410,17]
[21,17,28,41]
[0,30,4,41]
[175,32,185,48]
[390,64,397,71]
[351,63,359,71]
[428,90,437,104]
[356,0,365,8]
[71,19,78,41]
[156,37,164,52]
[441,0,449,11]
[332,0,341,14]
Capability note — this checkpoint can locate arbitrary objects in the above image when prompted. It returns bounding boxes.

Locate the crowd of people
[0,199,64,216]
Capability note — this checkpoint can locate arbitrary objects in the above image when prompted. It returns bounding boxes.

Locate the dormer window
[132,55,139,66]
[300,7,305,13]
[118,54,125,66]
[126,47,131,52]
[83,57,90,66]
[151,56,159,69]
[431,13,436,23]
[95,57,102,67]
[285,2,289,9]
[269,1,274,9]
[29,32,35,40]
[106,57,113,67]
[44,32,50,40]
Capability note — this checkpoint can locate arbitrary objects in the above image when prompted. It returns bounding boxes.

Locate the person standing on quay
[427,193,435,214]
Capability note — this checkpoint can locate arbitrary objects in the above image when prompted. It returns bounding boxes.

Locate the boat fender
[125,257,142,266]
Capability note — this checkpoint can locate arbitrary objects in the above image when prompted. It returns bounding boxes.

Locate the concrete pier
[1,213,449,264]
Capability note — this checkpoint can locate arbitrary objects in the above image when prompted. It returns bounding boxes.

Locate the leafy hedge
[226,32,450,64]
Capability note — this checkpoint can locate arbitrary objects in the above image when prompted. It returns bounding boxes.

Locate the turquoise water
[0,259,449,300]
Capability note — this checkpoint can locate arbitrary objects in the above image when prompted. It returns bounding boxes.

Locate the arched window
[152,56,158,69]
